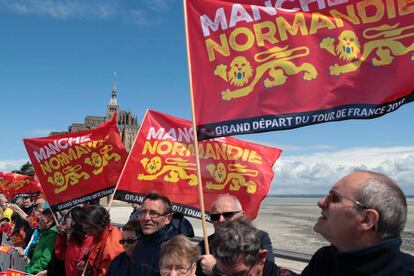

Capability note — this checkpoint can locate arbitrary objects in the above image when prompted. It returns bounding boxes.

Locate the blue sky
[1,0,413,195]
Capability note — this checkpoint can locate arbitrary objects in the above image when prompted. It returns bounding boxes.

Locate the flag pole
[107,110,148,212]
[183,0,210,255]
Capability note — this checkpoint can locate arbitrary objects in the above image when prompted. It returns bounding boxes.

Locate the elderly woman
[108,220,142,276]
[159,235,200,276]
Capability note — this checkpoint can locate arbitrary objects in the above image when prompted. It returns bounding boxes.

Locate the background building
[50,80,139,151]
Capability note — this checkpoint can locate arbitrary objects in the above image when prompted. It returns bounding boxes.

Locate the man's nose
[317,196,328,209]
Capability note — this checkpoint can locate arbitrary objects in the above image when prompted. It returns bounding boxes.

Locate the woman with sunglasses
[108,220,142,276]
[159,235,200,276]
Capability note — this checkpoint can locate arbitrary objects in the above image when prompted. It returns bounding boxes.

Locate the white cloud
[271,146,414,195]
[0,159,28,172]
[0,0,170,25]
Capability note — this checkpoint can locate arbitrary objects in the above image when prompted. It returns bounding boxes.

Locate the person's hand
[199,254,217,276]
[56,224,67,235]
[36,270,48,276]
[76,260,86,272]
[16,247,24,256]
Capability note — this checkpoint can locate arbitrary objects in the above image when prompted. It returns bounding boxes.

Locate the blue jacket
[129,218,194,276]
[301,236,414,275]
[108,252,130,276]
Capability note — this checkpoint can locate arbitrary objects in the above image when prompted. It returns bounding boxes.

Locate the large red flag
[185,0,414,139]
[23,115,127,211]
[0,172,41,202]
[114,110,281,220]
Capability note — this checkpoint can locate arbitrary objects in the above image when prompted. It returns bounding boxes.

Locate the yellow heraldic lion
[320,24,414,76]
[10,178,29,190]
[216,45,317,101]
[84,144,121,175]
[205,163,259,194]
[47,165,90,194]
[137,157,198,186]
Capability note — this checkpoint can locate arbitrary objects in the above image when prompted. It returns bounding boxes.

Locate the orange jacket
[86,225,123,276]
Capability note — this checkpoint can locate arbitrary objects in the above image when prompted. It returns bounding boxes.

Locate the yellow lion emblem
[214,45,317,101]
[227,56,253,87]
[205,163,258,193]
[85,145,121,175]
[47,165,89,194]
[138,157,198,186]
[320,24,414,76]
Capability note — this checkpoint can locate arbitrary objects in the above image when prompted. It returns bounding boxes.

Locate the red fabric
[55,234,94,276]
[23,114,127,211]
[86,225,123,276]
[185,0,414,137]
[115,110,282,219]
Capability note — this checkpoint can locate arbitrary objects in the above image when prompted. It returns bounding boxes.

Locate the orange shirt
[86,225,123,276]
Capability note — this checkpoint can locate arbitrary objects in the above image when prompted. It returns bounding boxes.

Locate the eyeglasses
[160,263,194,275]
[210,211,241,222]
[119,237,139,245]
[137,209,170,219]
[325,190,369,210]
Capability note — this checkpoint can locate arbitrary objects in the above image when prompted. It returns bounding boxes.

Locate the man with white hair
[198,194,274,275]
[302,170,414,275]
[0,196,13,221]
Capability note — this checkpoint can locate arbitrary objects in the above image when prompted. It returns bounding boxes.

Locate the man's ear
[165,213,173,224]
[258,249,267,265]
[359,209,379,231]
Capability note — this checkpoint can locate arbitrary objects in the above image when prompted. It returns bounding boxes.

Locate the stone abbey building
[50,81,139,151]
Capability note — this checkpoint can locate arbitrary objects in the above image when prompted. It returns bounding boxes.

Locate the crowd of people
[0,169,413,275]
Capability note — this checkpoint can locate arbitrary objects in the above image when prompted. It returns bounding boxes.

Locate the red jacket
[55,233,94,276]
[86,225,123,276]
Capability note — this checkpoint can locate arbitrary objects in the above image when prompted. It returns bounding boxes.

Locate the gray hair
[212,218,260,266]
[211,194,243,211]
[355,170,407,239]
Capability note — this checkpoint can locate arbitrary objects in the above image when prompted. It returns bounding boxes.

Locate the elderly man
[130,192,194,275]
[199,194,274,275]
[302,170,414,275]
[213,218,295,276]
[0,196,13,221]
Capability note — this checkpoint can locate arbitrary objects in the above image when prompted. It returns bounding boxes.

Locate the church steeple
[107,72,119,119]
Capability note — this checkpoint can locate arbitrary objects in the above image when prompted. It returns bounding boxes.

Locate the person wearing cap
[25,205,58,275]
[198,194,274,276]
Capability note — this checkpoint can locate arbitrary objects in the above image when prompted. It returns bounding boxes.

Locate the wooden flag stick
[107,110,147,212]
[183,0,210,255]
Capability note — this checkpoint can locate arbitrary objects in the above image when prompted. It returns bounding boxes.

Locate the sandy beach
[109,197,414,272]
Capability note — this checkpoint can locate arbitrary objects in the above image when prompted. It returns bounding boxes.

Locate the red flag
[23,115,127,211]
[0,172,41,202]
[0,244,14,254]
[114,110,281,220]
[185,0,414,139]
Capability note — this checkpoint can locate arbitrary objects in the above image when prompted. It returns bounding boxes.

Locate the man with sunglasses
[198,194,274,275]
[130,192,194,275]
[302,170,414,275]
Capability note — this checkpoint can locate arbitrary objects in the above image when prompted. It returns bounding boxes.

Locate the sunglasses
[210,211,241,222]
[119,237,139,245]
[325,190,369,210]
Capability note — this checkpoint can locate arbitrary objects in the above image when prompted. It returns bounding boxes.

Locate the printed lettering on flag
[23,115,127,211]
[0,172,41,203]
[185,0,414,139]
[114,110,281,220]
